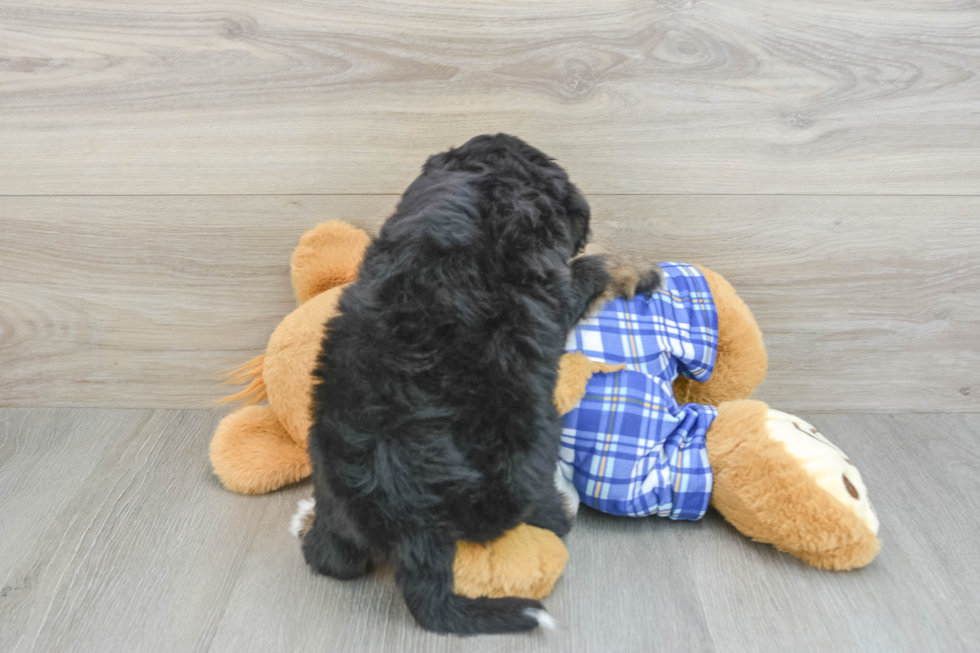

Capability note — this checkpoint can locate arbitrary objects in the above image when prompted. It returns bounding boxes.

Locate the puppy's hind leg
[523,480,573,537]
[396,532,552,634]
[301,498,372,580]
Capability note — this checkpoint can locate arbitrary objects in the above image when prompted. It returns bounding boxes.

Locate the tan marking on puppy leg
[577,241,663,316]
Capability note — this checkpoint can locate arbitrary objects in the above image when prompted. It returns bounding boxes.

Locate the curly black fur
[304,134,617,635]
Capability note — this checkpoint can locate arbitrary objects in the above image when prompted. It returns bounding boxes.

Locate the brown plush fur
[219,355,268,406]
[210,405,311,495]
[210,289,348,493]
[290,221,370,305]
[263,289,345,445]
[454,525,569,600]
[707,400,881,570]
[210,222,361,496]
[553,353,626,415]
[672,265,768,406]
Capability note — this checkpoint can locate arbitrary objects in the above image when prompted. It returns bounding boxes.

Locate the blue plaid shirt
[560,263,718,520]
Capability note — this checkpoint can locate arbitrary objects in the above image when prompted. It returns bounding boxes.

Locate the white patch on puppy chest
[289,497,316,538]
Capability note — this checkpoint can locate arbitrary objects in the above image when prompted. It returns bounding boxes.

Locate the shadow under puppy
[302,134,659,635]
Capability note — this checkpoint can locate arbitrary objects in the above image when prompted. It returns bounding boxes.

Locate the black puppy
[303,134,649,635]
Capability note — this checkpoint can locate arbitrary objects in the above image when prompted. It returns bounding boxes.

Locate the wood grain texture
[0,407,151,630]
[1,0,979,195]
[693,413,980,653]
[590,195,980,413]
[0,195,394,409]
[1,195,977,411]
[0,408,272,653]
[0,408,977,652]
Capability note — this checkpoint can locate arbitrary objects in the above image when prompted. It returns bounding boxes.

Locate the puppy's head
[423,134,591,256]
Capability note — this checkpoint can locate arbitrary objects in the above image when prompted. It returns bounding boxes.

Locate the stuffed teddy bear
[211,221,880,601]
[551,263,880,570]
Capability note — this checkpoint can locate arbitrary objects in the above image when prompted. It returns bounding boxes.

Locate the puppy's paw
[290,497,316,540]
[569,254,611,293]
[632,265,664,297]
[585,255,662,316]
[604,256,663,301]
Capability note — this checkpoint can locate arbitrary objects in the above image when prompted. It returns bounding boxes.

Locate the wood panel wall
[1,0,978,411]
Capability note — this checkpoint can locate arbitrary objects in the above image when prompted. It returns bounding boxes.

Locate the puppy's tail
[397,535,555,635]
[215,354,267,406]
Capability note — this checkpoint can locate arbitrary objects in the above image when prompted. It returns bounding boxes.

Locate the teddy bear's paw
[765,410,879,535]
[290,497,316,540]
[576,242,663,315]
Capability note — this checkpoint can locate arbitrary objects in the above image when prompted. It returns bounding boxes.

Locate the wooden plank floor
[1,408,977,652]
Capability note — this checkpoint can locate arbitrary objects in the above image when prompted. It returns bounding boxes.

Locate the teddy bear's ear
[291,221,371,305]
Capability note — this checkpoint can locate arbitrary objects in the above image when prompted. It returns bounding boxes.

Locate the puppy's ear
[422,151,450,174]
[564,184,591,255]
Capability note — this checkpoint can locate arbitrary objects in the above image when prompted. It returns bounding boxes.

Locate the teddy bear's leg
[706,400,880,570]
[210,405,312,494]
[672,266,767,406]
[454,524,569,600]
[292,499,569,600]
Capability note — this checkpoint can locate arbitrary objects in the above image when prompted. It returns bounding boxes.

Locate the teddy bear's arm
[291,500,570,600]
[554,352,626,416]
[672,265,767,406]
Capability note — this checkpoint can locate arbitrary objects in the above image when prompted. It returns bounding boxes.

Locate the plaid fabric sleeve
[651,263,718,382]
[564,262,718,383]
[560,262,720,520]
[560,369,716,520]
